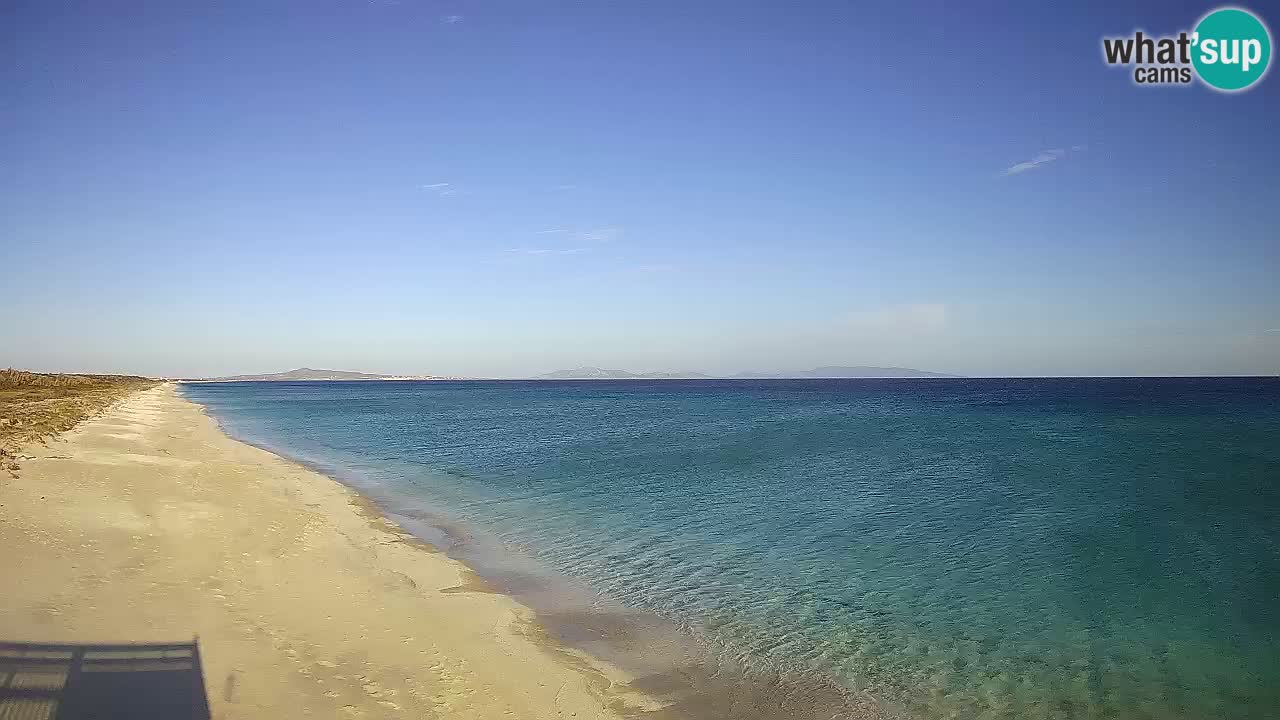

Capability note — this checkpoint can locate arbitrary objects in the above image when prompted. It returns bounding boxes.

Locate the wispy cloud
[578,227,622,242]
[505,247,588,256]
[441,14,463,24]
[630,263,677,273]
[1003,149,1066,176]
[507,225,621,257]
[419,182,455,197]
[1001,145,1088,177]
[528,226,622,241]
[1266,328,1280,333]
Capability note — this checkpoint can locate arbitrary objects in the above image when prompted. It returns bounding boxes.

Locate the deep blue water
[181,378,1280,719]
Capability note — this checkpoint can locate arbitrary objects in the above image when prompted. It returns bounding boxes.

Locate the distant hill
[202,368,447,382]
[202,365,957,382]
[536,367,713,380]
[536,365,957,380]
[736,366,960,379]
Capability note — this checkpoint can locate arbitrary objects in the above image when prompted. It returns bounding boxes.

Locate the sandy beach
[0,383,653,719]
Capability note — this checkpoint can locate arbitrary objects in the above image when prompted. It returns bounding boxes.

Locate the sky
[2,0,1278,378]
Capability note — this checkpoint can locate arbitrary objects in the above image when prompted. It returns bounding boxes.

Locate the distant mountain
[204,366,955,382]
[536,367,712,380]
[537,367,619,380]
[636,370,715,379]
[536,365,956,380]
[736,366,959,379]
[203,368,446,382]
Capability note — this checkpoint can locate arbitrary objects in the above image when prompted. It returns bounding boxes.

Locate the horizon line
[174,374,1279,382]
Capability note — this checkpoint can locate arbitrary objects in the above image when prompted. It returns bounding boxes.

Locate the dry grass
[0,369,157,476]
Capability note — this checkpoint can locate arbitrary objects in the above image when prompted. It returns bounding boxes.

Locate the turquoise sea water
[181,378,1280,719]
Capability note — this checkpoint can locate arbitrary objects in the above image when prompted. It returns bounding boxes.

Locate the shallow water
[182,378,1280,719]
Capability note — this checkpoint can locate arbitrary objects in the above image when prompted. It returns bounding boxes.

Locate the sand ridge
[0,384,659,719]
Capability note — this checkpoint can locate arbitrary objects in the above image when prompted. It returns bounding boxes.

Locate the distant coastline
[191,365,962,382]
[196,368,459,382]
[180,367,1278,383]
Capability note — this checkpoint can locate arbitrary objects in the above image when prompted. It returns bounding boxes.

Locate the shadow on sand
[0,640,210,720]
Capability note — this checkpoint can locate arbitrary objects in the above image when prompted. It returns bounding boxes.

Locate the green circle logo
[1192,7,1272,91]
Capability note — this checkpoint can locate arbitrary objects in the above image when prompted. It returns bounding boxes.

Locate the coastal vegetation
[0,368,156,476]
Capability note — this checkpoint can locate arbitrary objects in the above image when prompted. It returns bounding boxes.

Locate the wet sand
[0,384,658,719]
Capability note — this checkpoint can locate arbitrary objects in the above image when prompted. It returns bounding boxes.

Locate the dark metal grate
[0,641,210,720]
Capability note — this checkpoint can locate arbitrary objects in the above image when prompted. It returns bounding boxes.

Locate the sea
[180,377,1280,720]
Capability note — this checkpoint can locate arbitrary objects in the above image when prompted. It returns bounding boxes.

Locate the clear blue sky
[3,0,1277,377]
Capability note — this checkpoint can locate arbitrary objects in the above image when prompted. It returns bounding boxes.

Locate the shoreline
[178,384,893,720]
[0,383,659,718]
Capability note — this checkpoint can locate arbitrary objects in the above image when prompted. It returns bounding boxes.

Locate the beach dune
[0,384,649,719]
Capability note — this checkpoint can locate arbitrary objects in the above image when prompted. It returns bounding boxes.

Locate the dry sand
[0,383,659,719]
